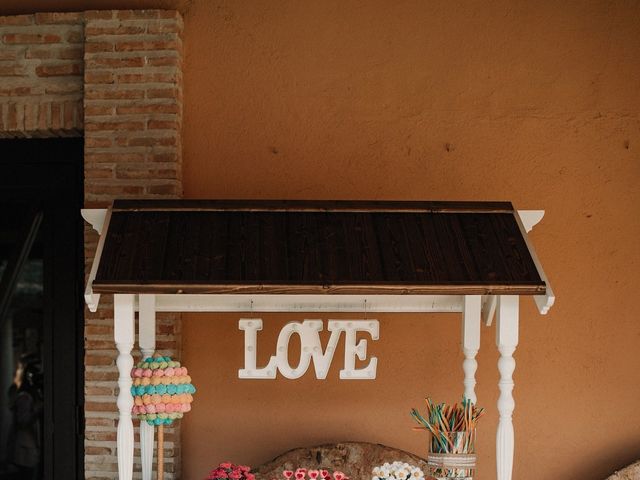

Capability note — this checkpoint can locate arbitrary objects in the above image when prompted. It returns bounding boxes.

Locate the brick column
[82,10,183,480]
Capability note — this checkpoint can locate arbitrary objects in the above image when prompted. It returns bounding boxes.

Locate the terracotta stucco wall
[179,2,640,480]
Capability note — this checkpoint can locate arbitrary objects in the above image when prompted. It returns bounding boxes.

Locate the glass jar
[427,431,476,479]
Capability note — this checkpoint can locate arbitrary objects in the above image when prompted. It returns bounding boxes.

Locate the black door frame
[0,138,84,479]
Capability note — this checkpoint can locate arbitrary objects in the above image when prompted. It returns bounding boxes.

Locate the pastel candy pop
[130,355,196,426]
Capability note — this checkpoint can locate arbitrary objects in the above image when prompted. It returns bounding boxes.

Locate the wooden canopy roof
[89,200,546,296]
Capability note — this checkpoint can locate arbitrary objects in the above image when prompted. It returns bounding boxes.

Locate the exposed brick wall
[82,10,183,480]
[0,13,84,137]
[0,8,184,480]
[83,9,183,206]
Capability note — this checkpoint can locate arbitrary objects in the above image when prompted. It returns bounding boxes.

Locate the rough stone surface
[254,442,428,480]
[606,461,640,480]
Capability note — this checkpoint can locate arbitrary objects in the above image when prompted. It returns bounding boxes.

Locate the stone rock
[254,442,428,480]
[606,460,640,480]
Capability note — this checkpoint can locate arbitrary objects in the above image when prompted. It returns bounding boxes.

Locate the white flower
[372,462,424,480]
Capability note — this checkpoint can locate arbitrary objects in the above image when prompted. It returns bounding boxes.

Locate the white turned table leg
[462,295,481,404]
[114,294,135,480]
[496,295,519,480]
[139,294,156,480]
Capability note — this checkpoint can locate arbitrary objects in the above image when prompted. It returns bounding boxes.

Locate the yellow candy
[151,377,161,385]
[134,397,143,406]
[141,377,150,386]
[142,394,151,405]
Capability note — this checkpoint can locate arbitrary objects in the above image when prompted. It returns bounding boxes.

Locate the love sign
[238,319,379,380]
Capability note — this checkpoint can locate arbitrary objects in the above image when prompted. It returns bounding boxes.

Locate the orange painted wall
[179,2,640,479]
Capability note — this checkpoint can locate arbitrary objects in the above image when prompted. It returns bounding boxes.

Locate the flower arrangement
[207,462,255,480]
[277,468,348,480]
[372,461,424,480]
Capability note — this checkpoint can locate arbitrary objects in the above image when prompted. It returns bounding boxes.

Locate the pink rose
[246,474,255,480]
[221,463,233,469]
[229,472,241,479]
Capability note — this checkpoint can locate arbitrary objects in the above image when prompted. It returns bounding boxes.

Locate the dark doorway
[0,139,84,480]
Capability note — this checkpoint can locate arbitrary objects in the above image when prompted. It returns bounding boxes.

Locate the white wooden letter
[496,295,519,480]
[334,320,379,380]
[114,294,135,480]
[462,295,481,403]
[238,319,379,379]
[308,321,341,379]
[238,319,277,379]
[138,294,156,480]
[275,321,313,379]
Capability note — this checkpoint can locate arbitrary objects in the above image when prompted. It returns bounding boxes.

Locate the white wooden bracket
[515,210,555,315]
[81,208,110,313]
[482,211,554,326]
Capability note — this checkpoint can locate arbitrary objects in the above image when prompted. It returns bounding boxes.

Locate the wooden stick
[158,424,164,480]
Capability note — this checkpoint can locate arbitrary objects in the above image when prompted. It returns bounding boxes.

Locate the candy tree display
[131,355,196,480]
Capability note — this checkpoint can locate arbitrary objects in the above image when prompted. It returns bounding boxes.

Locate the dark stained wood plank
[204,212,230,282]
[226,212,244,281]
[113,199,515,213]
[92,201,547,295]
[259,212,287,282]
[91,281,546,296]
[416,214,454,282]
[95,211,126,281]
[243,212,261,281]
[458,213,511,282]
[112,212,144,281]
[161,212,192,281]
[322,212,349,282]
[447,214,481,282]
[401,213,433,281]
[354,213,384,281]
[488,213,542,283]
[372,212,416,281]
[129,211,170,282]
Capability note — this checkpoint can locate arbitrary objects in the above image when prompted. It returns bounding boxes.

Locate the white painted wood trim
[482,294,497,326]
[138,294,156,480]
[114,294,135,480]
[83,208,112,313]
[515,210,555,314]
[151,294,464,313]
[81,208,108,235]
[517,210,544,233]
[496,295,519,480]
[462,295,481,403]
